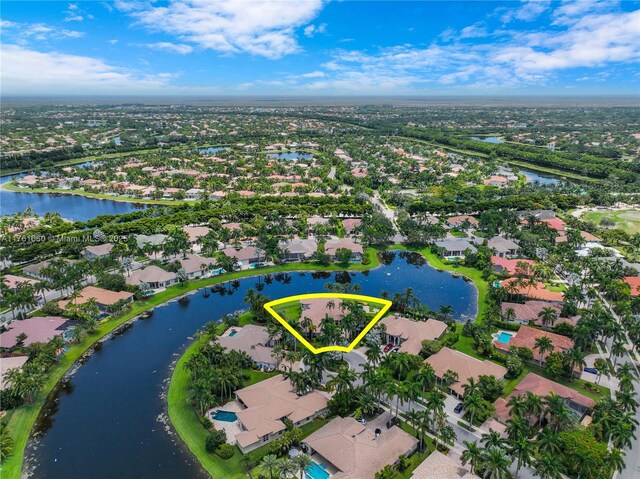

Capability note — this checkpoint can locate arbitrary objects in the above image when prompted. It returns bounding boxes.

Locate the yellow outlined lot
[263,293,392,354]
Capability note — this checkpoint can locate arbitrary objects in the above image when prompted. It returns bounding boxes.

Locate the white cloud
[142,42,194,54]
[64,3,93,22]
[501,0,551,23]
[303,23,326,38]
[1,20,84,42]
[108,39,119,45]
[118,0,325,59]
[0,44,175,95]
[299,70,325,78]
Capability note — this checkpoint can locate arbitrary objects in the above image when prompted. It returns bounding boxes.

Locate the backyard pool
[211,410,237,422]
[306,461,331,479]
[496,331,514,344]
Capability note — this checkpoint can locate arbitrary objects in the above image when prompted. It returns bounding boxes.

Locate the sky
[1,0,639,97]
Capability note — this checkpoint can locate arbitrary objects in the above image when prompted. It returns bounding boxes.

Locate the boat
[140,310,153,319]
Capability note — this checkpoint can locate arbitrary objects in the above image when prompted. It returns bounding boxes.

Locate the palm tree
[533,336,554,367]
[260,454,279,479]
[439,304,454,322]
[610,339,627,367]
[536,427,560,456]
[523,392,544,426]
[509,437,534,479]
[534,454,567,479]
[293,453,312,479]
[537,307,558,328]
[0,422,13,462]
[608,448,626,474]
[326,367,357,394]
[413,365,436,393]
[276,457,297,478]
[365,343,383,366]
[461,440,482,474]
[462,392,484,428]
[564,347,586,380]
[481,430,505,449]
[480,446,511,479]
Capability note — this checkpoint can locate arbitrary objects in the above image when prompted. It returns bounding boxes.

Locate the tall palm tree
[534,454,567,479]
[536,427,560,456]
[508,437,534,479]
[462,392,484,428]
[538,307,558,328]
[293,453,312,479]
[533,336,554,367]
[461,440,482,474]
[480,446,511,479]
[564,347,586,380]
[260,454,278,479]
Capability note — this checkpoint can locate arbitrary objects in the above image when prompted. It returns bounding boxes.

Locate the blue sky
[1,0,639,96]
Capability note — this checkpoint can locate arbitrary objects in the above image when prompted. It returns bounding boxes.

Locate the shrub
[205,429,227,453]
[216,444,235,459]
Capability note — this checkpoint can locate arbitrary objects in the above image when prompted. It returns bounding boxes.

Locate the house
[307,216,330,230]
[493,325,574,364]
[233,375,329,453]
[81,243,114,260]
[426,347,507,398]
[22,259,77,280]
[300,298,344,329]
[342,218,362,234]
[580,231,601,242]
[217,325,277,369]
[303,416,418,479]
[125,265,177,290]
[484,175,508,187]
[1,356,29,390]
[410,450,478,479]
[517,210,556,221]
[542,218,566,232]
[222,246,262,267]
[135,233,167,249]
[58,286,133,311]
[501,301,565,326]
[280,237,317,261]
[324,238,364,261]
[623,276,640,296]
[491,256,537,276]
[493,373,596,423]
[178,253,219,279]
[500,278,564,302]
[446,215,479,229]
[183,225,211,244]
[487,236,519,258]
[434,239,477,258]
[1,274,39,290]
[0,316,70,348]
[185,188,204,200]
[380,315,447,355]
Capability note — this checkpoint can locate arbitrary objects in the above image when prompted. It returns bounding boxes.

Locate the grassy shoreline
[1,252,381,479]
[166,246,487,478]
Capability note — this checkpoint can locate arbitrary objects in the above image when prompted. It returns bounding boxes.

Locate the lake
[1,175,148,221]
[266,151,314,161]
[197,147,227,154]
[25,252,477,479]
[469,136,503,144]
[518,167,564,185]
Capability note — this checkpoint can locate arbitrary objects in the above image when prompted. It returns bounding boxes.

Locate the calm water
[266,151,314,161]
[517,167,567,186]
[27,252,476,479]
[469,136,503,144]
[1,175,148,221]
[197,147,227,154]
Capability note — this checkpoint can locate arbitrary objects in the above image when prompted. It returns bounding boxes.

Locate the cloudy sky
[1,0,639,96]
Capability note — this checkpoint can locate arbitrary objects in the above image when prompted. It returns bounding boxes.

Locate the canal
[26,252,477,479]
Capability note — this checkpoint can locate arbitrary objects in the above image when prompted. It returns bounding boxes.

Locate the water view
[197,147,228,155]
[26,252,476,479]
[266,151,314,161]
[468,136,503,144]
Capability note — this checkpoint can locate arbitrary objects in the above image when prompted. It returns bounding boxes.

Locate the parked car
[383,343,394,353]
[584,367,598,375]
[454,403,463,414]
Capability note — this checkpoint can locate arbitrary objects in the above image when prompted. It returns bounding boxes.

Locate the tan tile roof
[1,356,29,391]
[410,451,478,479]
[500,278,564,302]
[506,372,595,409]
[304,417,418,479]
[380,315,447,355]
[178,253,217,274]
[426,347,507,397]
[234,375,328,449]
[300,298,344,328]
[125,265,176,286]
[325,238,363,256]
[0,316,69,348]
[58,286,133,308]
[182,225,211,243]
[494,325,574,359]
[2,274,39,289]
[217,325,275,365]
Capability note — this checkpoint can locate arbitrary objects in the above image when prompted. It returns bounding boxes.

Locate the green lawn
[0,253,382,479]
[581,209,640,235]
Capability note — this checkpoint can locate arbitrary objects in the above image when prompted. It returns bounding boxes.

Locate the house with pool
[217,325,279,370]
[231,375,329,453]
[302,416,418,479]
[426,347,507,399]
[492,325,575,366]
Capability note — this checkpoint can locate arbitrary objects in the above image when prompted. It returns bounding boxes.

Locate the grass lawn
[581,209,640,235]
[397,421,436,479]
[1,254,382,479]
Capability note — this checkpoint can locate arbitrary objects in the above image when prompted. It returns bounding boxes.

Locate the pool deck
[206,400,243,444]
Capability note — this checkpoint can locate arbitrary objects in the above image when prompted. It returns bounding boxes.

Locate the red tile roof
[491,257,537,275]
[494,325,574,360]
[624,277,640,296]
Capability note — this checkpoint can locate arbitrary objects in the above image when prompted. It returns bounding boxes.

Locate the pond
[266,151,314,161]
[468,136,503,144]
[196,146,227,155]
[0,175,149,221]
[25,252,477,479]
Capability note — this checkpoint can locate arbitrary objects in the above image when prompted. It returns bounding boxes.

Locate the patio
[206,400,244,445]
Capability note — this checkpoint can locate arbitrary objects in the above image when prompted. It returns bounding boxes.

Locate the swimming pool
[229,330,237,337]
[497,331,514,344]
[211,410,237,422]
[306,461,330,479]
